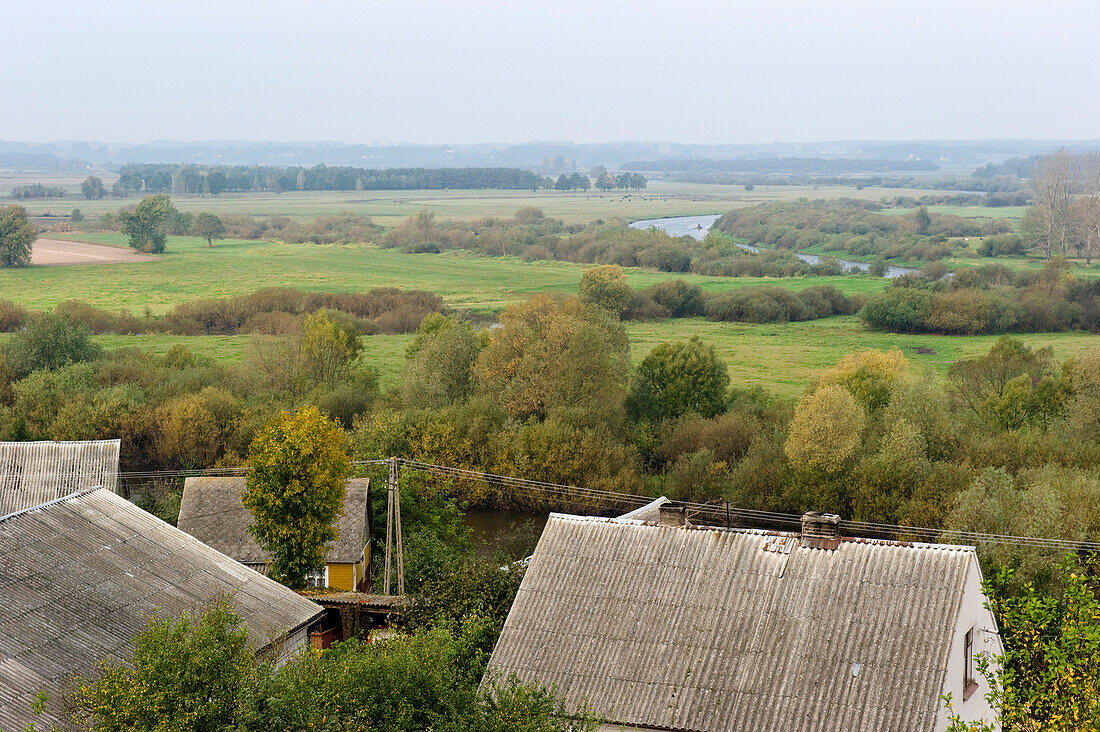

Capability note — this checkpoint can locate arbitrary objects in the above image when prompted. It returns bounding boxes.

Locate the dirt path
[30,239,159,266]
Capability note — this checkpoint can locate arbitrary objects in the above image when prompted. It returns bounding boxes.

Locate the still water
[629,214,919,278]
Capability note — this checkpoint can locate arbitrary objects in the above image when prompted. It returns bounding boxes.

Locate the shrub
[0,299,27,331]
[241,311,303,336]
[4,314,102,378]
[928,289,1017,335]
[859,288,935,333]
[646,279,706,317]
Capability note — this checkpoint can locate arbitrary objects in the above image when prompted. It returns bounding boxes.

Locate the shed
[178,477,371,591]
[0,488,322,730]
[484,508,1003,732]
[0,439,120,516]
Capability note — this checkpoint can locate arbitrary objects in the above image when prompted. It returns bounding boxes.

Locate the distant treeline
[9,183,66,200]
[112,164,544,196]
[621,157,938,173]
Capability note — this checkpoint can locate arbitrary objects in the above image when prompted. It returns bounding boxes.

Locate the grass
[0,231,888,315]
[14,181,943,227]
[21,316,1091,399]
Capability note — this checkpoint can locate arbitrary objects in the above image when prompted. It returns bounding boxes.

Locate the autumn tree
[784,384,866,473]
[191,212,226,247]
[578,264,634,317]
[244,406,350,589]
[913,206,932,235]
[816,348,909,411]
[475,295,629,429]
[0,204,36,267]
[628,337,730,422]
[1023,150,1079,260]
[120,194,178,253]
[297,309,361,392]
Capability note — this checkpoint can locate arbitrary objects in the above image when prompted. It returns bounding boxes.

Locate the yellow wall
[328,563,355,591]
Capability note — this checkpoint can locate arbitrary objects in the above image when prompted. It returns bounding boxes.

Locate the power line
[41,458,1100,553]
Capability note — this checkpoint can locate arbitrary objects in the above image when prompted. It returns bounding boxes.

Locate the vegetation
[0,205,35,267]
[244,406,351,589]
[120,194,178,253]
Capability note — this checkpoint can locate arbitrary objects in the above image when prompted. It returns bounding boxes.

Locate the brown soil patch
[30,239,159,266]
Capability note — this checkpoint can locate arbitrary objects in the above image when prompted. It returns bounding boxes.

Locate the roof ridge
[546,512,977,552]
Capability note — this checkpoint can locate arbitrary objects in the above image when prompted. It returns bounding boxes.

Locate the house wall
[328,562,355,591]
[935,554,1003,732]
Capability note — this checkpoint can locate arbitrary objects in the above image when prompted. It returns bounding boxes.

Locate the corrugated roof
[485,514,976,732]
[0,489,322,730]
[0,440,120,517]
[177,477,370,564]
[617,496,669,522]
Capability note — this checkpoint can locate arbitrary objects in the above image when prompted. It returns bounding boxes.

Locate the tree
[297,309,362,391]
[628,337,730,422]
[913,205,932,235]
[1023,150,1079,260]
[784,384,866,473]
[554,174,570,191]
[70,601,254,732]
[596,171,616,191]
[1070,193,1100,266]
[4,313,101,378]
[0,204,36,267]
[244,406,350,589]
[578,264,634,317]
[191,212,226,247]
[119,194,178,253]
[70,208,84,223]
[402,314,482,409]
[81,175,106,199]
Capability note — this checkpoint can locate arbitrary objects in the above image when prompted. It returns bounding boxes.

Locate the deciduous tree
[0,204,35,267]
[191,212,226,247]
[244,406,350,589]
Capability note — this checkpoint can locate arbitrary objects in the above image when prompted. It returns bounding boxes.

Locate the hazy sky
[4,0,1099,144]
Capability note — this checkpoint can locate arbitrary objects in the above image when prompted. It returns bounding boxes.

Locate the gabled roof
[177,477,370,564]
[0,489,322,730]
[0,440,120,517]
[485,513,978,732]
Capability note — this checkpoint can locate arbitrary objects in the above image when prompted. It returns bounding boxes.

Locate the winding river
[629,214,919,279]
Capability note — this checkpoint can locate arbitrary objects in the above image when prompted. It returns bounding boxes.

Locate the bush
[977,233,1027,257]
[928,289,1017,335]
[859,288,935,333]
[0,299,27,331]
[4,314,102,377]
[646,279,706,317]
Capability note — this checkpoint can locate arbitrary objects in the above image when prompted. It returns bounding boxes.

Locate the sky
[3,0,1099,145]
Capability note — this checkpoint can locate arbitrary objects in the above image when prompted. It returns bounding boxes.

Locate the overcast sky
[4,0,1099,145]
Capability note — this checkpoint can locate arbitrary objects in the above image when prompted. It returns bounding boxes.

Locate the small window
[304,566,327,589]
[963,627,977,699]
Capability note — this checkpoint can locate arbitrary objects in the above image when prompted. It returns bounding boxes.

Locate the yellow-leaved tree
[244,406,350,589]
[784,384,866,473]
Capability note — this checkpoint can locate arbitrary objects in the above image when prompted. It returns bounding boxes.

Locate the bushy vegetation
[861,259,1100,335]
[714,199,1013,264]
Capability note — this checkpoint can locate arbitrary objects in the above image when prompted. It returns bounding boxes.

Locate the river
[629,214,919,278]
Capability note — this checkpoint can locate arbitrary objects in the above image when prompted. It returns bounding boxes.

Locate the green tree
[0,204,36,267]
[297,309,362,391]
[120,194,178,253]
[190,212,226,247]
[70,208,84,223]
[913,205,932,235]
[578,264,634,317]
[244,406,350,589]
[402,314,482,409]
[80,175,106,200]
[628,337,730,422]
[70,600,254,732]
[4,314,101,378]
[596,171,616,191]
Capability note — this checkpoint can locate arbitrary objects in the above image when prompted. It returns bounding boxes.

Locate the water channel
[629,214,920,278]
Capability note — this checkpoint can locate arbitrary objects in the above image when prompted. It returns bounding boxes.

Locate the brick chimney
[658,504,688,527]
[801,512,841,549]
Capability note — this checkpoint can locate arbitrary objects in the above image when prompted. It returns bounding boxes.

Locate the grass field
[14,181,944,227]
[9,316,1089,398]
[0,231,888,314]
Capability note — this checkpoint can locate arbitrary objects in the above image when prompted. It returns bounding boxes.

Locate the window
[304,566,328,589]
[963,627,977,700]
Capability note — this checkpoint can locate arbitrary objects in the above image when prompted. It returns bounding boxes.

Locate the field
[3,182,1096,398]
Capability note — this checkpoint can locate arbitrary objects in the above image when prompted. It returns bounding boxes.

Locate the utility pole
[383,457,405,596]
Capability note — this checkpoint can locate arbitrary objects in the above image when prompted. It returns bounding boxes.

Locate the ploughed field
[29,238,159,266]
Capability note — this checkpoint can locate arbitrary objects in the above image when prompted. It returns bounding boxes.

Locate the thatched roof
[177,477,370,565]
[0,440,120,517]
[0,489,322,730]
[485,513,981,732]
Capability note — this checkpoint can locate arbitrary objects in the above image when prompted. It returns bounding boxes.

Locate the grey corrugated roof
[177,477,370,564]
[617,496,669,522]
[0,440,120,517]
[485,514,976,732]
[0,489,322,730]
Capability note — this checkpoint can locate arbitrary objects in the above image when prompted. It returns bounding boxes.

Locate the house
[484,507,1003,732]
[178,477,371,591]
[0,439,120,516]
[0,488,323,730]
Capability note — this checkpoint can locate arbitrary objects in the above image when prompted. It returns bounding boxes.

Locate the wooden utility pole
[383,457,405,596]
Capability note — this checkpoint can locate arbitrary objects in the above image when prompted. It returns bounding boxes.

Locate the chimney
[801,512,841,549]
[658,504,688,527]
